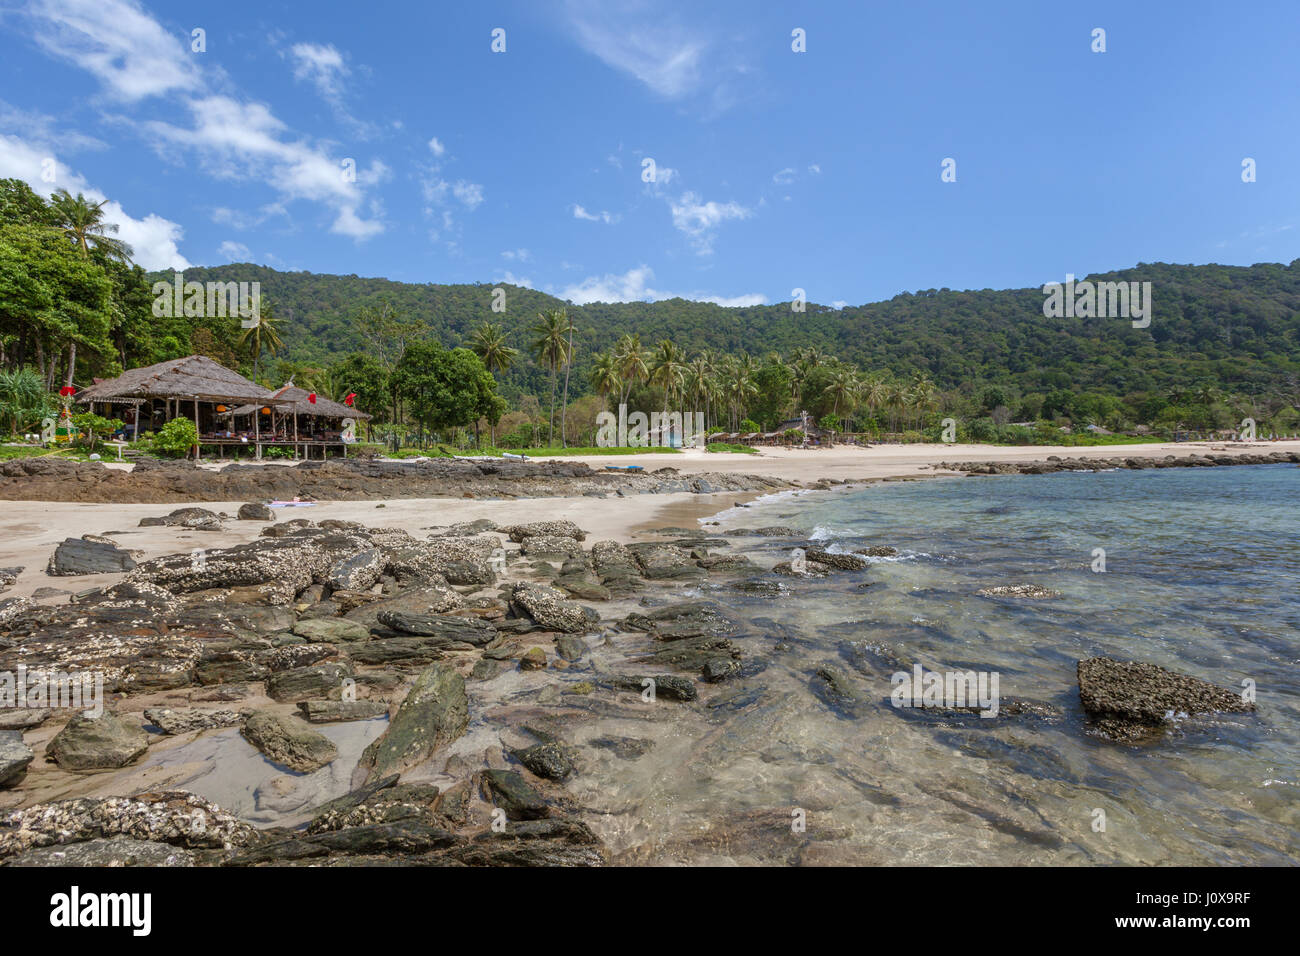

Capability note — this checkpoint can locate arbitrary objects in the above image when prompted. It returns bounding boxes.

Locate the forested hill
[156,260,1300,400]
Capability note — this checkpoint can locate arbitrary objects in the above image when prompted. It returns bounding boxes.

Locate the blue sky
[2,0,1298,307]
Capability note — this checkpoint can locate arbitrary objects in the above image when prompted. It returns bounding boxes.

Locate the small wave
[810,524,855,542]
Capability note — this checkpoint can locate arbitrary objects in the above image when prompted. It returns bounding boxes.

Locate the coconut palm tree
[239,299,284,385]
[685,354,716,432]
[557,311,577,447]
[530,309,570,446]
[612,333,649,407]
[50,190,134,262]
[823,366,856,419]
[48,190,134,387]
[470,321,519,375]
[590,351,621,404]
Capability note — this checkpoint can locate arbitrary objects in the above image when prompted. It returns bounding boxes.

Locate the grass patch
[706,442,758,454]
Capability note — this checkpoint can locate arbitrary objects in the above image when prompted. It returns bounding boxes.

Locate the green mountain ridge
[155,259,1300,403]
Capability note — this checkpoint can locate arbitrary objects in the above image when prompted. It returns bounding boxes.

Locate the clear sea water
[579,463,1300,864]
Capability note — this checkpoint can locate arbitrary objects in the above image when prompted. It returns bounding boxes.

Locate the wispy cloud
[218,240,251,261]
[669,191,751,255]
[288,42,348,100]
[556,265,764,306]
[563,1,705,99]
[573,203,618,224]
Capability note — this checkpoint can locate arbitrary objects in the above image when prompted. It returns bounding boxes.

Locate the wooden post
[293,410,299,460]
[193,396,201,461]
[255,406,261,460]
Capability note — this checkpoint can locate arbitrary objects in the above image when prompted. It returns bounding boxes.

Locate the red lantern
[343,392,357,407]
[307,393,317,404]
[261,407,271,414]
[59,385,76,397]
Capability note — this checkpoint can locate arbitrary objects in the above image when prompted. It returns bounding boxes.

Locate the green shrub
[738,418,760,433]
[71,412,123,452]
[151,418,199,457]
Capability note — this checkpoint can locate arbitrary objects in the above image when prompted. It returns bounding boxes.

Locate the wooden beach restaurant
[75,355,370,459]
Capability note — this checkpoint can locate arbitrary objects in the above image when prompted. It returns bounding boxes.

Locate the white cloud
[808,163,821,174]
[0,130,190,270]
[27,0,202,102]
[21,0,385,241]
[499,271,533,289]
[501,248,531,261]
[218,240,251,261]
[831,300,847,310]
[555,265,764,307]
[564,2,705,98]
[141,95,386,240]
[428,137,446,157]
[572,203,618,224]
[669,191,751,254]
[288,42,348,100]
[452,180,484,209]
[772,167,796,184]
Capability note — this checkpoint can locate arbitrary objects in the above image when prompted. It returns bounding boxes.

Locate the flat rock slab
[3,836,196,867]
[144,708,245,735]
[46,538,137,576]
[241,711,338,773]
[297,699,389,723]
[1077,656,1255,741]
[44,712,149,770]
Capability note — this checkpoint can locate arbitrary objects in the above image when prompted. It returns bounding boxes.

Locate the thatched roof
[76,355,272,404]
[232,384,371,421]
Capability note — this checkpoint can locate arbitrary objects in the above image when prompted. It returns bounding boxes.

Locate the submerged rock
[355,662,468,783]
[976,584,1061,599]
[1077,657,1255,741]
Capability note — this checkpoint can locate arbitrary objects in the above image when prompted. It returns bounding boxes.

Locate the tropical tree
[469,321,519,376]
[530,308,571,446]
[49,190,133,262]
[613,333,649,407]
[238,298,284,384]
[590,351,620,404]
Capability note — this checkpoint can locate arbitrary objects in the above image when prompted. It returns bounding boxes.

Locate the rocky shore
[0,506,1259,867]
[939,449,1300,475]
[0,457,788,505]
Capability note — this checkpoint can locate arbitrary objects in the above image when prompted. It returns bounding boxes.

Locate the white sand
[2,438,1296,603]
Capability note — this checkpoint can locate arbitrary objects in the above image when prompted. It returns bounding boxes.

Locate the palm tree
[557,311,576,447]
[823,366,856,420]
[48,190,134,387]
[470,322,519,375]
[685,354,716,432]
[470,321,519,447]
[530,309,571,446]
[50,190,134,262]
[590,351,621,404]
[239,299,284,385]
[613,333,649,407]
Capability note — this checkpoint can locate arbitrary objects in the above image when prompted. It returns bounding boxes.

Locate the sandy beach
[3,438,1297,603]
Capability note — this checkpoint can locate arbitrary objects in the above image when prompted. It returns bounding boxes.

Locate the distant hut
[232,383,371,458]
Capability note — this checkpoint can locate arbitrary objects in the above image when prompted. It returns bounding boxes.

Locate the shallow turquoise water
[670,464,1300,864]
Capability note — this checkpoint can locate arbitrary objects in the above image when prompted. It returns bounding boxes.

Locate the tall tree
[530,308,570,446]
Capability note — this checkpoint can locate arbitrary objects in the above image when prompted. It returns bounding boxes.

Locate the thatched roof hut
[233,384,371,420]
[76,355,272,404]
